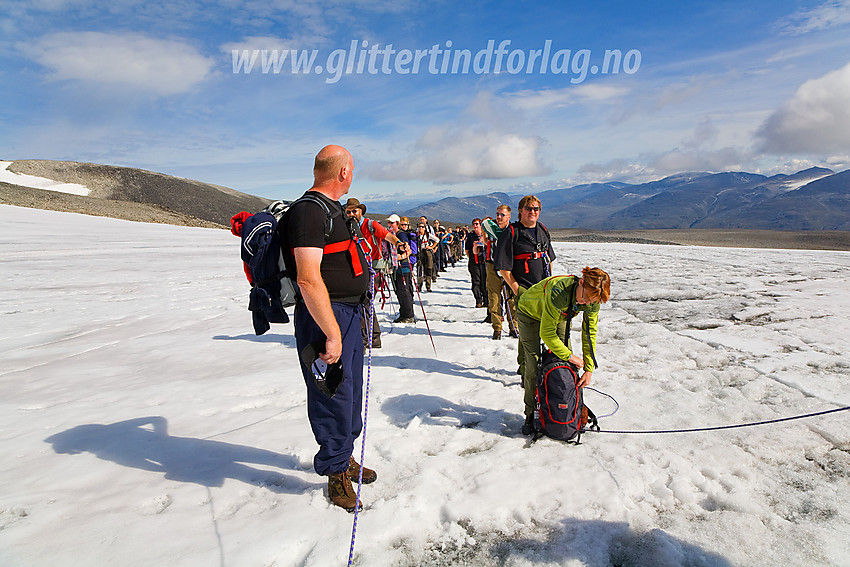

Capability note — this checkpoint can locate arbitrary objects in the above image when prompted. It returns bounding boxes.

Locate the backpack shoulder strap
[292,193,340,241]
[539,222,551,246]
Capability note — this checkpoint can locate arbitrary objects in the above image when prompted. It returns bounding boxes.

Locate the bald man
[287,145,376,511]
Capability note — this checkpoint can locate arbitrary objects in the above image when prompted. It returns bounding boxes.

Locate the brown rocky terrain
[1,160,270,228]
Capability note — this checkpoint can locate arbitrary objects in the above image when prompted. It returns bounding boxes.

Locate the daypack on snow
[535,350,599,443]
[230,195,341,335]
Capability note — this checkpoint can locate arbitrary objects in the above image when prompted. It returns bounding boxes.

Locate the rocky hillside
[1,160,271,228]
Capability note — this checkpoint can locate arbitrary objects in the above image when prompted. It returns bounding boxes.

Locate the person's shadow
[44,416,320,494]
[381,394,522,436]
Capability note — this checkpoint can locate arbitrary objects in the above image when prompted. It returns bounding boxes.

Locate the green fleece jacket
[517,275,600,372]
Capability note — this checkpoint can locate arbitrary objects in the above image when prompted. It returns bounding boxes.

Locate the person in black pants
[387,214,416,323]
[465,218,489,310]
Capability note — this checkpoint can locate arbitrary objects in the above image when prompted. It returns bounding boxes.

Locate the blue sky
[2,1,850,204]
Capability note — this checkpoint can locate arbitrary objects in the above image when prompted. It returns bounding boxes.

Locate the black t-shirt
[465,233,486,261]
[285,191,368,301]
[493,221,556,289]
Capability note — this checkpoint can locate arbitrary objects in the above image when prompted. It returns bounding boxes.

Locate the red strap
[515,252,532,273]
[324,239,364,277]
[514,252,543,274]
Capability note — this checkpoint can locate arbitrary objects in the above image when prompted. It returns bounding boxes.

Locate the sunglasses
[345,209,357,215]
[524,206,541,212]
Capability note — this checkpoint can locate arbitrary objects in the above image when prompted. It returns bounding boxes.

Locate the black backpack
[534,350,599,443]
[231,195,340,335]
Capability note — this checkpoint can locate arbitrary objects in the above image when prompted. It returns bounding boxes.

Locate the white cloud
[221,36,301,53]
[24,31,213,95]
[779,0,850,34]
[363,127,550,184]
[504,83,631,111]
[756,61,850,154]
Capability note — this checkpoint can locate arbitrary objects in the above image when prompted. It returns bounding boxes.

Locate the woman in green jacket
[516,267,611,435]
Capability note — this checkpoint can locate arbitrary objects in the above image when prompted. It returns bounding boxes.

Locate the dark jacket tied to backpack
[239,211,290,335]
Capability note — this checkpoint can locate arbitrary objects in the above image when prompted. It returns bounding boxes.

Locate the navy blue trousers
[294,301,364,476]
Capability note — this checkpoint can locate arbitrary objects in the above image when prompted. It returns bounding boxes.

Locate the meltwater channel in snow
[0,204,848,566]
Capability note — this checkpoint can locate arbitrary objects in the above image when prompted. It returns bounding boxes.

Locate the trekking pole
[501,283,517,335]
[411,274,438,356]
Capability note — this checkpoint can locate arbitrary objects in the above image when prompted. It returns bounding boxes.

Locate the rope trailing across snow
[590,405,850,435]
[347,260,375,566]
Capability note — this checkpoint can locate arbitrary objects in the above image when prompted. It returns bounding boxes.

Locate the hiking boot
[328,471,362,511]
[475,302,484,308]
[393,316,416,324]
[521,414,536,436]
[347,456,377,484]
[508,329,519,339]
[492,330,501,340]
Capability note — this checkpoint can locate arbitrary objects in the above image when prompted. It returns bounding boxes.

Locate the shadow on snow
[381,393,522,437]
[44,416,320,493]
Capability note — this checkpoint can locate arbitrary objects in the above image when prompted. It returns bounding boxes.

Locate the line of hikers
[344,192,612,439]
[344,198,469,345]
[235,146,611,510]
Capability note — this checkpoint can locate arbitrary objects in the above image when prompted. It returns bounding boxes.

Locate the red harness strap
[323,239,364,277]
[514,251,544,273]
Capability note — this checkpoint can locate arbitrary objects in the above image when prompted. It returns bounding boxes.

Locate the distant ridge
[1,160,270,228]
[403,166,848,231]
[3,160,848,234]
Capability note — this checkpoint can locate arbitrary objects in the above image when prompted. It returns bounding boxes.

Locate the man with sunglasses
[495,195,555,297]
[495,195,556,377]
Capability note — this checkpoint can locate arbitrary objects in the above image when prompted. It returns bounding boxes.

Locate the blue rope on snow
[347,256,375,566]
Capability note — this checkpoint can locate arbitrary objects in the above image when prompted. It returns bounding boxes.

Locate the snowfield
[0,162,91,196]
[1,204,848,567]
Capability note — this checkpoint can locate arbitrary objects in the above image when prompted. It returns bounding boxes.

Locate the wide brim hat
[344,197,367,213]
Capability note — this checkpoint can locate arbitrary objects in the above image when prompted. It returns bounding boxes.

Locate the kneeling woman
[516,267,611,435]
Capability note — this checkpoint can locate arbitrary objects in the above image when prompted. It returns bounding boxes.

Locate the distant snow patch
[0,161,91,196]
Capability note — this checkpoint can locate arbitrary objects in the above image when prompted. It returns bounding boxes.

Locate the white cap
[387,214,401,223]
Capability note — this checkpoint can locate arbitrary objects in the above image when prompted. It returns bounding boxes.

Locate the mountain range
[402,167,850,231]
[2,160,849,232]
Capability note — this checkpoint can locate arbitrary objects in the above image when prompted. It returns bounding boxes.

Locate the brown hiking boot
[328,471,361,511]
[347,456,377,484]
